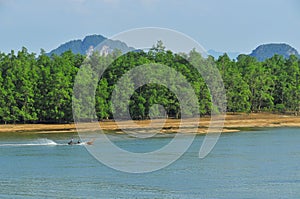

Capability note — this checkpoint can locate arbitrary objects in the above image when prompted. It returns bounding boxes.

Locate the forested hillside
[48,34,134,56]
[250,43,300,61]
[0,45,299,124]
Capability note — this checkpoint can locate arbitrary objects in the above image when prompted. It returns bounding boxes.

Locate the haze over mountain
[49,34,242,59]
[249,43,300,61]
[207,50,240,60]
[48,35,134,56]
[48,35,299,63]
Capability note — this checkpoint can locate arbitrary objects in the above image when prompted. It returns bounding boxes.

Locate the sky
[0,0,299,54]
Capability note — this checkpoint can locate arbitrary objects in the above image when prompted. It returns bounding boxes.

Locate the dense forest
[0,43,299,124]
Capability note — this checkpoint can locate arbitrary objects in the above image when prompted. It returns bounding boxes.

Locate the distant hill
[48,36,299,63]
[48,34,134,56]
[249,43,300,61]
[207,49,240,60]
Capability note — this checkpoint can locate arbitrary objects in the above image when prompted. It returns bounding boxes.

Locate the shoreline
[0,113,300,134]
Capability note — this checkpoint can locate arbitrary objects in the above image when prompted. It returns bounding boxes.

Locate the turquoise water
[1,128,300,198]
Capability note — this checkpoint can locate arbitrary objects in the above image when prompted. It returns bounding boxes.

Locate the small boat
[68,138,95,145]
[67,139,81,145]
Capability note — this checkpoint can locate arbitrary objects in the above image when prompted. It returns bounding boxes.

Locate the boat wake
[0,139,64,147]
[0,138,92,147]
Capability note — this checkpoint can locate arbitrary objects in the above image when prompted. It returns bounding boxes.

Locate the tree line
[0,44,299,124]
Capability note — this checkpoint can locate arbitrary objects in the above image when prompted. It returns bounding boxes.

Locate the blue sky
[0,0,299,54]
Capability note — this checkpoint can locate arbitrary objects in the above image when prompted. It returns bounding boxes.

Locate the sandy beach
[0,113,299,134]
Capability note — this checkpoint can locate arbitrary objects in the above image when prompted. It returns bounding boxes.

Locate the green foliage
[0,44,299,124]
[217,54,251,112]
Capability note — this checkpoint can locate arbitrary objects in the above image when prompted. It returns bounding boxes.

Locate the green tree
[217,54,251,112]
[237,55,274,112]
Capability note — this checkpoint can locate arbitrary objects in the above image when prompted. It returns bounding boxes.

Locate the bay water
[0,128,300,198]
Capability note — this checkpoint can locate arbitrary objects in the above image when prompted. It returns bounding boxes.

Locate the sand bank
[0,113,299,133]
